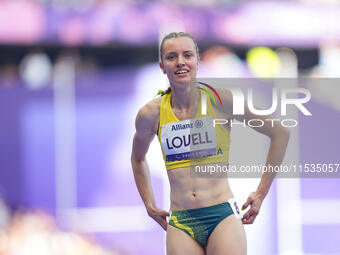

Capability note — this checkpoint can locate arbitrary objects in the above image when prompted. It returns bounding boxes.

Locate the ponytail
[156,87,171,96]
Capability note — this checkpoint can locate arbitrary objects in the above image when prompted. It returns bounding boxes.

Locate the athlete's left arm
[218,88,290,224]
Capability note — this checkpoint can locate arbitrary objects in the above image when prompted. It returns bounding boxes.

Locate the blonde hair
[158,32,199,95]
[159,32,199,62]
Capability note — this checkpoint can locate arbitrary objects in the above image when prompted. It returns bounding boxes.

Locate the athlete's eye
[166,55,176,60]
[185,53,193,58]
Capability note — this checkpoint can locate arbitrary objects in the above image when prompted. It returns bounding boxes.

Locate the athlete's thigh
[206,214,246,255]
[166,225,205,255]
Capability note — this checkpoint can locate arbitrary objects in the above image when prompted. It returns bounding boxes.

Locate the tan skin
[131,36,290,255]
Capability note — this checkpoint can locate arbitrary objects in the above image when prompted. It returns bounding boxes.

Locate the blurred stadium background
[0,0,340,254]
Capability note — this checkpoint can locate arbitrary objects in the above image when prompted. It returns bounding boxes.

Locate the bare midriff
[167,161,233,211]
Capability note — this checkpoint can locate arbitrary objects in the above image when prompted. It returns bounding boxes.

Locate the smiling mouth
[175,70,189,75]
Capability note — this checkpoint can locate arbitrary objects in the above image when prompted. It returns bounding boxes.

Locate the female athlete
[131,32,290,255]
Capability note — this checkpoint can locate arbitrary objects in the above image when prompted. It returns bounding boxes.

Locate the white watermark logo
[201,87,311,127]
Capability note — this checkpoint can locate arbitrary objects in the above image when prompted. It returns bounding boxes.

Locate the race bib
[161,117,216,162]
[228,198,243,219]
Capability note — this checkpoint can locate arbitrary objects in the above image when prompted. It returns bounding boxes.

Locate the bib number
[161,117,217,162]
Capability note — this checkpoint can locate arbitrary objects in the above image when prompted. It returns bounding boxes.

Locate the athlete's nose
[176,56,185,68]
[176,62,185,68]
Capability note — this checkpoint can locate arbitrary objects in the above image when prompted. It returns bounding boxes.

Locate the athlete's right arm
[131,100,169,230]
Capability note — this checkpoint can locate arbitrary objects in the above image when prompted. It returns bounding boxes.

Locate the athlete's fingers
[158,210,170,217]
[242,214,257,224]
[150,211,168,229]
[161,219,168,230]
[242,204,260,225]
[148,207,169,219]
[152,207,170,217]
[242,210,253,221]
[244,204,259,217]
[242,205,259,218]
[241,210,251,220]
[156,216,168,230]
[242,195,253,210]
[241,211,252,224]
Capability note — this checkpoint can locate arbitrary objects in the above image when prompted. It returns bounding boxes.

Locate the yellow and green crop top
[157,90,230,170]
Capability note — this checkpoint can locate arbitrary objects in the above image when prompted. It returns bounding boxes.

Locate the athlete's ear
[159,61,166,74]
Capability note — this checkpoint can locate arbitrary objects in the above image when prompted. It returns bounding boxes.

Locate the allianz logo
[171,120,204,131]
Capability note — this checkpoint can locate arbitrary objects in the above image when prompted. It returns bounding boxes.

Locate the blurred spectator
[0,197,10,233]
[0,63,20,88]
[307,39,340,112]
[199,45,247,77]
[19,50,53,90]
[76,54,98,86]
[310,39,340,77]
[0,209,119,255]
[55,49,98,87]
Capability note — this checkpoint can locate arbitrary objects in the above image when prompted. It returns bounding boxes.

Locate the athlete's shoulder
[135,97,162,133]
[209,87,233,116]
[214,87,233,105]
[137,97,162,120]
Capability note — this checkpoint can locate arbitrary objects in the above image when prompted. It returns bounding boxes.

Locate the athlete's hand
[241,191,264,224]
[147,206,169,231]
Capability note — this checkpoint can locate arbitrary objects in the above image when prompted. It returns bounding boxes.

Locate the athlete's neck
[170,84,199,111]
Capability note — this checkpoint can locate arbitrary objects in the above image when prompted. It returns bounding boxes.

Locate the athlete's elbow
[282,126,290,142]
[272,126,290,145]
[131,152,146,166]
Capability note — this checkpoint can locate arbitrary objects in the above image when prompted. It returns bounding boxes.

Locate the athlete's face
[160,36,199,86]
